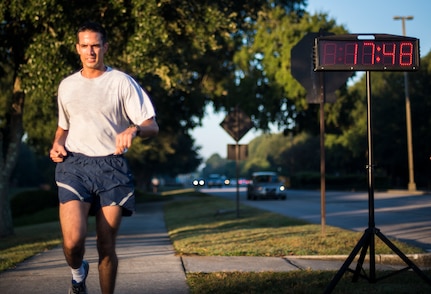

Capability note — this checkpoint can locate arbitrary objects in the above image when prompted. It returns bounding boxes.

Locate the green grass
[164,194,424,256]
[187,271,431,294]
[0,221,62,271]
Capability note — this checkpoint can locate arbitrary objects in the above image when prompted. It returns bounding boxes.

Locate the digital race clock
[314,34,420,71]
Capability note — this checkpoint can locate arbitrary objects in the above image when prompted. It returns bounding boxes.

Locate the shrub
[11,189,58,217]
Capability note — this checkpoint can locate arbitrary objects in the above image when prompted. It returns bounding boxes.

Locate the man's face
[76,30,108,71]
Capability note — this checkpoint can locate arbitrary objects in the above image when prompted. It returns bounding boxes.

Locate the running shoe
[68,260,89,294]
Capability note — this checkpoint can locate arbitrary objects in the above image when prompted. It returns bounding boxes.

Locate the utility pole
[393,15,416,191]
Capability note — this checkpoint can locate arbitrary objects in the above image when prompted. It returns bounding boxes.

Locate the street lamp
[393,15,416,191]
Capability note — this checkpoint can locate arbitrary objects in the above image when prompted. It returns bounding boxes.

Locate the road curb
[287,253,431,268]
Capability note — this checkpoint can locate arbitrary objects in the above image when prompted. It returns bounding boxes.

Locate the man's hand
[114,127,137,155]
[114,119,158,155]
[50,144,68,163]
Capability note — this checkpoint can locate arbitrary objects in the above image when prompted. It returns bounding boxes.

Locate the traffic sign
[291,32,353,103]
[227,144,248,160]
[220,107,253,142]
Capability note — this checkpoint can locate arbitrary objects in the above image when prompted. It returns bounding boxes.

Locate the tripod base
[324,226,431,293]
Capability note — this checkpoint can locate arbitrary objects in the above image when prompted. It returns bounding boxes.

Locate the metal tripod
[324,71,431,293]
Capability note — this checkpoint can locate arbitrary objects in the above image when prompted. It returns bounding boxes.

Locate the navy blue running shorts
[55,152,135,216]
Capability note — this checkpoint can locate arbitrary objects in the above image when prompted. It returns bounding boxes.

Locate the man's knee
[63,236,85,253]
[62,238,86,269]
[96,234,117,256]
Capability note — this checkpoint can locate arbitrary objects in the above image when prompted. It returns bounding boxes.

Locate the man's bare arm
[114,117,159,155]
[50,127,69,162]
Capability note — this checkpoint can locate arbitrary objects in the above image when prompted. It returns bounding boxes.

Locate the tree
[126,132,202,190]
[408,52,431,187]
[353,53,431,187]
[318,51,431,187]
[224,10,348,133]
[202,154,228,177]
[0,0,308,237]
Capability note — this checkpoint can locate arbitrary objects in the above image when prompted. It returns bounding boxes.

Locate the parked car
[207,174,224,188]
[247,171,286,200]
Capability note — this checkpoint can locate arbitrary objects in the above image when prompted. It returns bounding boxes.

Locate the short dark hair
[77,21,108,44]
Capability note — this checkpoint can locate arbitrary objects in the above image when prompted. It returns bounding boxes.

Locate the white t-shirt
[57,67,156,156]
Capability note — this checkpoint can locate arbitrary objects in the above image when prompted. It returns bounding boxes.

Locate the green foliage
[202,154,234,177]
[1,0,308,179]
[10,189,58,218]
[241,132,319,176]
[326,52,431,188]
[231,49,431,189]
[229,10,348,131]
[11,143,54,187]
[12,207,59,227]
[0,62,13,122]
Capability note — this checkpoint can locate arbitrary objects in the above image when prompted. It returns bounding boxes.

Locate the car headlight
[279,186,285,192]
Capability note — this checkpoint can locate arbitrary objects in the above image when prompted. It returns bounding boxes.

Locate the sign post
[220,107,253,217]
[291,32,353,235]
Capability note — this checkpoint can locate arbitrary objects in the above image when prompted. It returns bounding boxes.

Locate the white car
[247,171,286,200]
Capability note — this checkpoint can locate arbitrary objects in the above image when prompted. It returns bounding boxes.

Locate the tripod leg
[352,228,372,282]
[324,230,370,294]
[369,228,376,282]
[375,230,431,285]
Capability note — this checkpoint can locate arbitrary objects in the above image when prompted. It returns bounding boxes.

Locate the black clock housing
[314,34,420,71]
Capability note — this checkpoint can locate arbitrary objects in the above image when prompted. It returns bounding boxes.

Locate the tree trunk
[0,77,25,238]
[0,179,13,237]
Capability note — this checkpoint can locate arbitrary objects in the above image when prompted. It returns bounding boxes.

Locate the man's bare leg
[96,206,122,294]
[59,201,91,269]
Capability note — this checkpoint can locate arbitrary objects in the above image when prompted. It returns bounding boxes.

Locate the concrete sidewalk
[1,202,430,293]
[0,202,188,294]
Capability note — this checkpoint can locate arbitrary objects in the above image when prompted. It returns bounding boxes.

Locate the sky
[190,0,431,161]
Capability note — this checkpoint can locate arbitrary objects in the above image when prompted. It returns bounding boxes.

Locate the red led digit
[323,42,337,65]
[400,42,413,66]
[362,42,375,65]
[382,43,396,65]
[345,43,358,65]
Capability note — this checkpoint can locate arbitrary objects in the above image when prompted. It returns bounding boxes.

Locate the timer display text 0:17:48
[315,39,419,71]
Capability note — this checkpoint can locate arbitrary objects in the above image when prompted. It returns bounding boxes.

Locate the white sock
[71,262,86,283]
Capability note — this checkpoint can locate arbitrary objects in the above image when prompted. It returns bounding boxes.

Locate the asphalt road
[202,187,431,252]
